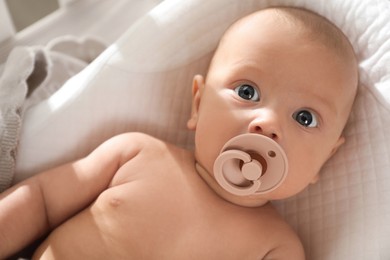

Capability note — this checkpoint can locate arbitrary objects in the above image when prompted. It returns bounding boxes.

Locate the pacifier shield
[213,134,288,196]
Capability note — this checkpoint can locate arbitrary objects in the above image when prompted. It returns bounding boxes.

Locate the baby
[0,7,358,259]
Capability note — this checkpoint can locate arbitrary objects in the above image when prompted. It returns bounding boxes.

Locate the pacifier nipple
[213,134,288,196]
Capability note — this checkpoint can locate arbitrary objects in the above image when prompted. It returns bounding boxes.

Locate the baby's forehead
[225,8,352,55]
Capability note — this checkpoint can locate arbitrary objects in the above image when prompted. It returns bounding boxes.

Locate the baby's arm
[0,133,143,258]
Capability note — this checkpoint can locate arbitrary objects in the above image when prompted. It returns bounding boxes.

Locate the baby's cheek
[287,150,317,177]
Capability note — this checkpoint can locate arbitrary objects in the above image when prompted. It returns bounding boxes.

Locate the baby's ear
[310,173,320,184]
[187,75,205,130]
[328,135,345,160]
[311,136,346,184]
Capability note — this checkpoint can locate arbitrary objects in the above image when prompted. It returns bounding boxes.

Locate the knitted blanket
[0,36,105,192]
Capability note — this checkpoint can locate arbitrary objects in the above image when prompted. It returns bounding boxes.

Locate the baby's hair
[270,7,356,65]
[213,6,357,70]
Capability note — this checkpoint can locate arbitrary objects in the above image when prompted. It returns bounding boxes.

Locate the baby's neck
[194,162,269,208]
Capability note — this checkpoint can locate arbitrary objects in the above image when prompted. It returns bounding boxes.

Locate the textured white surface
[13,0,390,259]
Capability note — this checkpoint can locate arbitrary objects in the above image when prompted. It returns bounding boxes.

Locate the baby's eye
[293,110,318,128]
[234,84,260,101]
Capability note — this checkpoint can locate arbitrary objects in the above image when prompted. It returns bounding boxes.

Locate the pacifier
[213,134,288,196]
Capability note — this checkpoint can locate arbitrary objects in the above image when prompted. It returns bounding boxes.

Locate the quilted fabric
[10,0,390,259]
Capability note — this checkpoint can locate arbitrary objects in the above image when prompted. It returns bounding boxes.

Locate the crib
[0,0,389,259]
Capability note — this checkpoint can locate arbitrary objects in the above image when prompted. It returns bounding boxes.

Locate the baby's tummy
[32,186,156,259]
[32,206,123,259]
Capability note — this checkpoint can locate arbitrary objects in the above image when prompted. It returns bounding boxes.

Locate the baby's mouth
[213,134,288,197]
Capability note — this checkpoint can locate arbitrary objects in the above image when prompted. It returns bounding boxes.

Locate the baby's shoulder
[107,132,158,144]
[106,132,181,158]
[95,132,167,163]
[103,132,165,150]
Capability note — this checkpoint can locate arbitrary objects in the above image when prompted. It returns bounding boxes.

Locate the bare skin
[1,133,303,259]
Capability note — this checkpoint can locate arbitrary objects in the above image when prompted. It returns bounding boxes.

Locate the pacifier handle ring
[214,150,262,196]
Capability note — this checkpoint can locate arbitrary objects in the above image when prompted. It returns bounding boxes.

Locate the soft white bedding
[1,0,389,259]
[0,0,162,66]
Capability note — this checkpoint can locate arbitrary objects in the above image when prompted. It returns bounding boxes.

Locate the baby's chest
[93,178,274,259]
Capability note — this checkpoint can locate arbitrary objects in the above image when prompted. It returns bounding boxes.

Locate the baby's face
[188,12,357,202]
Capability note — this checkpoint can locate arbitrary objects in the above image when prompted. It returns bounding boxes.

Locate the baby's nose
[248,116,280,141]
